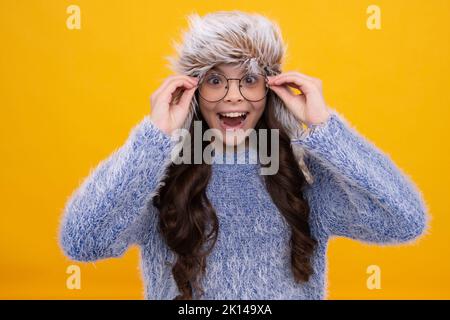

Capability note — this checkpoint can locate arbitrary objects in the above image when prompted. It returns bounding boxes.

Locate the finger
[271,72,314,85]
[269,73,322,91]
[161,79,197,105]
[270,75,317,95]
[270,71,317,83]
[155,76,198,98]
[154,76,198,100]
[270,85,306,104]
[177,86,197,109]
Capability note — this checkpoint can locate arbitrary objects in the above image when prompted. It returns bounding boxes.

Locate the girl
[58,10,429,300]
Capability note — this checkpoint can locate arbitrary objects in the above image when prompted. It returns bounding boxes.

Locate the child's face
[197,63,267,147]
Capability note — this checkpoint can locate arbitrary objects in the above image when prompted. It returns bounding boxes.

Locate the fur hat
[164,10,314,184]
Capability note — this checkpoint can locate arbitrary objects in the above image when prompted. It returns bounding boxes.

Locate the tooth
[220,112,247,118]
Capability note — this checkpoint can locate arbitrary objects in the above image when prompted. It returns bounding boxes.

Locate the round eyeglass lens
[198,73,268,102]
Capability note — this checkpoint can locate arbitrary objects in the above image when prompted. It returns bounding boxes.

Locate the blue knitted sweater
[58,110,429,299]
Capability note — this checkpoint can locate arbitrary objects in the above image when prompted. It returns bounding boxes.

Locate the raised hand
[267,71,331,127]
[149,75,199,135]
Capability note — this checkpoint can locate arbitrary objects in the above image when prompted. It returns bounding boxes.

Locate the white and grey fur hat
[164,10,314,184]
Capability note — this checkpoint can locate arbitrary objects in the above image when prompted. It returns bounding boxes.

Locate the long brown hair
[152,91,317,299]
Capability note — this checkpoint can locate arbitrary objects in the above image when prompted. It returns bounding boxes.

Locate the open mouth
[217,112,249,131]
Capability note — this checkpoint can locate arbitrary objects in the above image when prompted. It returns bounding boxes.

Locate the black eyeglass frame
[196,71,270,102]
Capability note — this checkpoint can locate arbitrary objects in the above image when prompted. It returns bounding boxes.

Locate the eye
[243,75,257,84]
[206,74,223,86]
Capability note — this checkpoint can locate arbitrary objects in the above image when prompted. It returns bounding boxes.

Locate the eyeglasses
[197,71,269,102]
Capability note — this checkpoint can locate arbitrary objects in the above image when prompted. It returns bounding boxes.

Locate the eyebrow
[210,66,246,76]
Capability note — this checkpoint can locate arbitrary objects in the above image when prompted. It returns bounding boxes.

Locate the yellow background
[1,0,449,299]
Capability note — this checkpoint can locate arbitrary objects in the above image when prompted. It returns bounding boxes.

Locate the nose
[223,79,243,103]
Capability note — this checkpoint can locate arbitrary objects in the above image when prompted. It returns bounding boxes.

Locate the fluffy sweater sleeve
[292,109,430,243]
[58,115,175,261]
